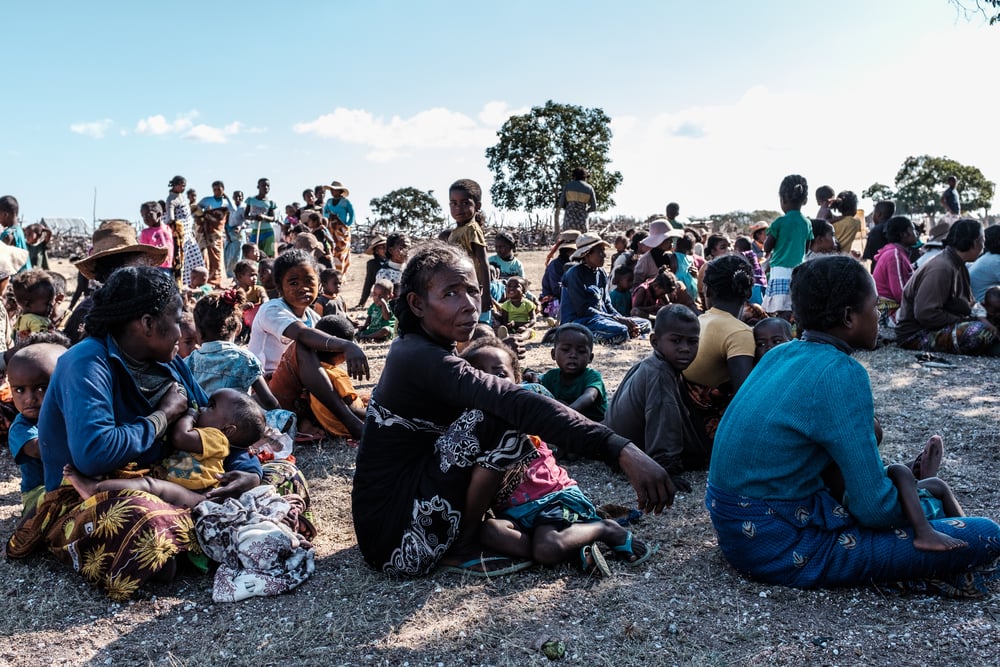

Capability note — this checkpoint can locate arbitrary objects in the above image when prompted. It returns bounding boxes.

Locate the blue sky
[4,1,998,227]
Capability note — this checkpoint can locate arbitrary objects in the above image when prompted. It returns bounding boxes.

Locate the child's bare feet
[62,464,99,500]
[912,527,967,552]
[910,435,943,479]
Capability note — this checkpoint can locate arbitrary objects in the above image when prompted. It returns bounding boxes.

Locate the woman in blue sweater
[707,256,1000,597]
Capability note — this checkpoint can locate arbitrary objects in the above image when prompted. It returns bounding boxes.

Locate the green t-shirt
[540,367,607,421]
[767,210,813,268]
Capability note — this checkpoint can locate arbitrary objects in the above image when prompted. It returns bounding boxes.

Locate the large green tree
[485,101,623,215]
[893,155,994,215]
[861,182,895,203]
[368,187,445,231]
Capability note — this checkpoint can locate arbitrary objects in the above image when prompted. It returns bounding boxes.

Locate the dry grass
[1,251,999,666]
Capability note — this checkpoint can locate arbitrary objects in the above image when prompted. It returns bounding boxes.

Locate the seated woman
[632,219,678,285]
[559,233,651,345]
[968,224,1000,305]
[896,219,999,356]
[707,256,1000,596]
[351,242,673,577]
[871,216,917,334]
[682,254,755,443]
[8,267,311,600]
[539,231,580,320]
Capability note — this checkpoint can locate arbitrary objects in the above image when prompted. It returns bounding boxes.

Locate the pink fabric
[140,225,174,269]
[872,243,913,304]
[505,438,576,507]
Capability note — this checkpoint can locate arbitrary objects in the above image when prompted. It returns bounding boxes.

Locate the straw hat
[642,219,683,248]
[365,235,387,255]
[749,221,769,233]
[327,180,350,197]
[557,229,582,244]
[570,232,612,261]
[926,221,952,244]
[75,220,168,280]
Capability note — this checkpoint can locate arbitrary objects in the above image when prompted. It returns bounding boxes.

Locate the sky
[3,1,999,229]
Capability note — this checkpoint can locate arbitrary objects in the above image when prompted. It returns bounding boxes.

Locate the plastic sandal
[610,533,656,567]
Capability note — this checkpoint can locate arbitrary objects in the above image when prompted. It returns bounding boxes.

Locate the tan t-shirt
[683,307,754,388]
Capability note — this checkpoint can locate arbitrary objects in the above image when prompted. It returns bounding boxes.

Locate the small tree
[485,101,623,216]
[368,187,445,233]
[893,155,994,216]
[862,182,895,203]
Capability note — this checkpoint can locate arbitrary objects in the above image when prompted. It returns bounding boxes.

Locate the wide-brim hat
[926,221,952,244]
[749,221,769,233]
[365,235,387,255]
[643,219,685,248]
[570,232,612,261]
[558,229,582,243]
[75,220,168,280]
[327,180,350,198]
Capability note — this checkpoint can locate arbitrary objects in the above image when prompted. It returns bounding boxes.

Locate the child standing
[356,235,388,308]
[139,201,175,276]
[323,181,355,275]
[540,323,608,422]
[733,236,767,305]
[357,279,396,342]
[64,388,267,509]
[448,179,492,319]
[0,195,30,268]
[498,276,535,333]
[763,174,813,319]
[7,342,66,513]
[165,175,205,288]
[11,269,55,344]
[461,338,652,574]
[186,289,279,408]
[247,249,367,375]
[245,178,278,258]
[830,190,861,254]
[488,231,524,280]
[604,305,707,491]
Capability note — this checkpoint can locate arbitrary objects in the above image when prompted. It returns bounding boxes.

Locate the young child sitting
[186,289,279,408]
[630,267,678,319]
[752,316,793,362]
[63,388,267,509]
[375,232,410,288]
[461,338,652,575]
[984,286,1000,327]
[488,230,524,280]
[268,314,366,441]
[186,266,212,302]
[258,257,279,300]
[609,265,634,317]
[498,276,536,333]
[540,323,607,422]
[241,242,261,263]
[307,314,368,440]
[11,269,55,344]
[604,305,707,492]
[171,312,197,361]
[233,260,267,306]
[357,279,396,342]
[7,341,66,513]
[314,268,347,318]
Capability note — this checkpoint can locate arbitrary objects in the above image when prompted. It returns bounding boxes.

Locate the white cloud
[134,112,197,136]
[294,102,526,161]
[184,121,243,144]
[69,119,113,139]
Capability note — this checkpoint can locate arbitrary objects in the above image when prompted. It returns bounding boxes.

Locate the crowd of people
[1,169,999,601]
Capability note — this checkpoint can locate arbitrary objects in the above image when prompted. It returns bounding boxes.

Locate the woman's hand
[156,383,190,422]
[618,443,675,513]
[204,470,261,501]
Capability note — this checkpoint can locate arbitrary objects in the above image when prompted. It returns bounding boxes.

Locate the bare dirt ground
[1,250,999,666]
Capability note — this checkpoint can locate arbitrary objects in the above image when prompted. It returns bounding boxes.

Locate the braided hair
[791,255,873,331]
[85,266,179,338]
[779,174,809,208]
[393,241,475,336]
[193,288,247,342]
[703,254,753,302]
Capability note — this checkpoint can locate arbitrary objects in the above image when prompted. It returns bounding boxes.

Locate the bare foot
[62,464,99,499]
[912,528,967,552]
[911,435,943,480]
